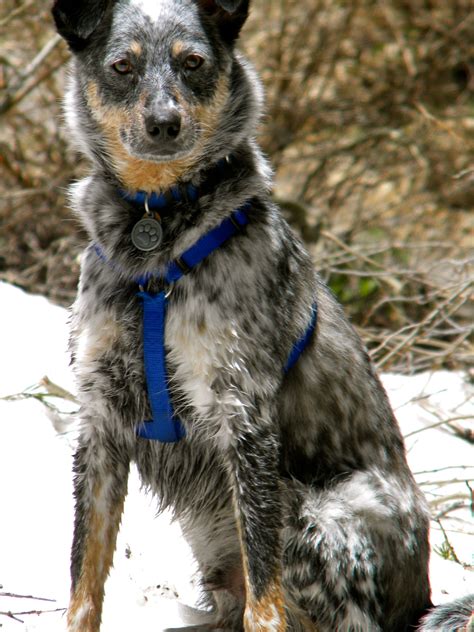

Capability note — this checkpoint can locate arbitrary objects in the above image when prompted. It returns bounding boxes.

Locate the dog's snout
[145,110,182,142]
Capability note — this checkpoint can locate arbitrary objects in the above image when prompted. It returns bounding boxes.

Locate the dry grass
[0,0,83,304]
[244,0,474,371]
[0,0,472,371]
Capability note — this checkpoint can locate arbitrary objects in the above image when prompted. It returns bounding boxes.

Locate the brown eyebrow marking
[171,40,187,57]
[129,41,142,56]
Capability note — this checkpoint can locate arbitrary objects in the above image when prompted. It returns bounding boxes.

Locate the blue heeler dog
[52,0,473,630]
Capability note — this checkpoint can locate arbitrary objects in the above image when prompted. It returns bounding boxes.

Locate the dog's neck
[77,141,271,281]
[117,153,237,216]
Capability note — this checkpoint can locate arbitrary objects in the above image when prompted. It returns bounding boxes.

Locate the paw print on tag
[131,217,163,251]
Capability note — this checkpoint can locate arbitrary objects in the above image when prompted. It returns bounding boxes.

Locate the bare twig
[419,479,474,489]
[0,592,55,602]
[40,376,78,403]
[0,607,66,624]
[404,416,474,439]
[413,465,474,476]
[466,480,473,515]
[434,502,468,520]
[0,610,23,623]
[0,1,35,28]
[1,378,78,411]
[435,519,463,566]
[20,34,63,79]
[374,281,472,369]
[0,56,66,114]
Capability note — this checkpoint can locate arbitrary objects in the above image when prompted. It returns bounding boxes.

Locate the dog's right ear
[52,0,112,51]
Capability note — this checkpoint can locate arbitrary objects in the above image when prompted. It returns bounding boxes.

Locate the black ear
[196,0,250,44]
[52,0,112,51]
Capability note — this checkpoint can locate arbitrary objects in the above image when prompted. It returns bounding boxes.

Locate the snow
[0,281,472,630]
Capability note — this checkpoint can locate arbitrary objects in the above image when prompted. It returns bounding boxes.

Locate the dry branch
[0,0,473,373]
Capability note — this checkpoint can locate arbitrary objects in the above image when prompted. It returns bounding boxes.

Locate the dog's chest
[165,296,240,416]
[75,288,239,427]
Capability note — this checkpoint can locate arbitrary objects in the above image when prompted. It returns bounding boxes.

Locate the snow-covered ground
[0,282,472,631]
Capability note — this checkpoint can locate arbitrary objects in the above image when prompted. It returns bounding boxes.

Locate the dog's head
[53,0,257,191]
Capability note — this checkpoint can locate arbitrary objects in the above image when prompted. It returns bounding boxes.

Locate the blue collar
[119,183,199,210]
[117,155,236,212]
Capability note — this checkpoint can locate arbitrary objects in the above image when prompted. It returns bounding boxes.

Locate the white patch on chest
[76,313,122,372]
[165,301,246,441]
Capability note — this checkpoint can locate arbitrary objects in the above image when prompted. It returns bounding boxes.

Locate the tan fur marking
[242,566,317,630]
[129,40,142,56]
[67,482,126,632]
[86,81,194,191]
[233,497,288,632]
[244,577,288,632]
[197,315,206,335]
[180,74,230,147]
[86,75,230,193]
[79,316,122,365]
[171,40,186,57]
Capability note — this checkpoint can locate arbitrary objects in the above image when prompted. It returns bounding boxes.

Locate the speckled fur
[52,0,471,630]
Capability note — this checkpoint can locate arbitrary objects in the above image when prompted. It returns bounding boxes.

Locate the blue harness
[95,196,318,443]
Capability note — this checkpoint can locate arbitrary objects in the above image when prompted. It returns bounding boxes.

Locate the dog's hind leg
[67,429,130,632]
[282,471,431,632]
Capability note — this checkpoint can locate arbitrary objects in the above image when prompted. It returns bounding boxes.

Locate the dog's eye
[184,54,204,70]
[112,59,133,75]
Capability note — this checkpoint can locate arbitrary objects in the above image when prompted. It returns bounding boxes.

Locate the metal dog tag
[131,216,163,252]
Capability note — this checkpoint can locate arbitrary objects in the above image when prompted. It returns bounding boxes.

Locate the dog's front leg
[227,404,287,632]
[67,429,130,632]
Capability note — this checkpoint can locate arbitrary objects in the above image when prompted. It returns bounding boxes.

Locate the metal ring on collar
[144,196,151,216]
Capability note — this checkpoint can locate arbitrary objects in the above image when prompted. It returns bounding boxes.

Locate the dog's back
[52,0,472,630]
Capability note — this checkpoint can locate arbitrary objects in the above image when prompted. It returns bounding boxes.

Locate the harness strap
[137,290,186,442]
[284,303,318,373]
[94,203,318,444]
[136,205,250,442]
[166,206,249,284]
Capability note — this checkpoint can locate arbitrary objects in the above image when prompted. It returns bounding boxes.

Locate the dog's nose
[145,111,181,142]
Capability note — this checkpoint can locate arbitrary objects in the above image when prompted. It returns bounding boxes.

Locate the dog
[52,0,473,630]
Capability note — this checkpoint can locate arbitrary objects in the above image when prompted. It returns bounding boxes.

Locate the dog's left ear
[52,0,113,51]
[196,0,250,44]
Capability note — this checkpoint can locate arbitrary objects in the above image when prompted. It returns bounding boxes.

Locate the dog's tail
[417,594,474,631]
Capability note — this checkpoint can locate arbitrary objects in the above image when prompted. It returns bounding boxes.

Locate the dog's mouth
[119,126,199,164]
